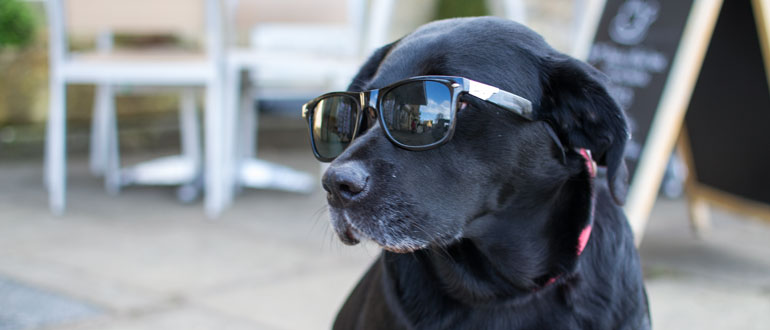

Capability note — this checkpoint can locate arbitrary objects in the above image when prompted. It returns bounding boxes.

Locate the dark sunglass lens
[311,96,359,159]
[381,81,453,147]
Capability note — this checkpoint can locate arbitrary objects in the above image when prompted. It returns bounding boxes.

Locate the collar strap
[537,148,596,290]
[579,148,597,178]
[576,148,595,256]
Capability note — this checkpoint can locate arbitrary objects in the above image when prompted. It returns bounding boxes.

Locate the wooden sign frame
[582,0,722,245]
[678,127,770,236]
[622,0,723,245]
[583,0,770,245]
[679,0,770,234]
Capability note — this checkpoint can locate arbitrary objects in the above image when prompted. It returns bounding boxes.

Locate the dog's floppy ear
[346,40,400,92]
[538,55,630,204]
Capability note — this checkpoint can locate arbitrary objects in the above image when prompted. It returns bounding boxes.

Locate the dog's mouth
[337,216,362,246]
[329,207,431,254]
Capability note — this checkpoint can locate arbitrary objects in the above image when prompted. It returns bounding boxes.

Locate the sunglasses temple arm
[487,91,534,120]
[466,80,534,120]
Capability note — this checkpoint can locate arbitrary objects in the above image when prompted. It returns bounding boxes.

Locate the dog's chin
[329,208,432,254]
[334,217,362,246]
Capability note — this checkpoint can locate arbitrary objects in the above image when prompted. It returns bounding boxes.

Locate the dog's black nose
[322,162,370,205]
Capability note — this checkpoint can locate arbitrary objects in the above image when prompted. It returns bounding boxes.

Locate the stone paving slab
[646,277,770,330]
[640,200,770,289]
[0,276,102,330]
[0,151,769,330]
[0,254,162,313]
[191,262,375,330]
[55,306,279,330]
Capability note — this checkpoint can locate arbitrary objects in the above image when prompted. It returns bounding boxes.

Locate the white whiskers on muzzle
[329,206,435,253]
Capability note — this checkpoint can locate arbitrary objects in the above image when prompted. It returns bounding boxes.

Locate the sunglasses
[301,76,534,162]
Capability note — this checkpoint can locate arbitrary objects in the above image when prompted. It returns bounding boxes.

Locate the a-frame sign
[682,0,770,232]
[585,0,770,244]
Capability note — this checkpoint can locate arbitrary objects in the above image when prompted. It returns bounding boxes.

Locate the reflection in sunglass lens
[311,96,359,159]
[381,81,453,147]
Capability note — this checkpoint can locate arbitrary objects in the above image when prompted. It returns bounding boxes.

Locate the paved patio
[0,148,769,330]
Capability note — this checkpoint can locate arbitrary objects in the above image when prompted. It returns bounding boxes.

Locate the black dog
[316,17,650,330]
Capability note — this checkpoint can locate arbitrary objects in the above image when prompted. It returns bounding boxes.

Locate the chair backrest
[231,0,368,55]
[233,0,351,26]
[362,0,394,54]
[66,0,204,40]
[46,0,223,60]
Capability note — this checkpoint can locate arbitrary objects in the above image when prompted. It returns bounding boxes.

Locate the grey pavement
[0,148,769,330]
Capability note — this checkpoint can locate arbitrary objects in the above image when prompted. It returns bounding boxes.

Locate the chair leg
[89,84,111,176]
[240,83,257,160]
[177,88,202,203]
[232,82,259,192]
[205,78,226,218]
[229,74,255,196]
[688,197,712,238]
[221,65,240,208]
[232,72,314,195]
[46,76,67,215]
[180,88,201,168]
[103,85,121,195]
[232,82,257,195]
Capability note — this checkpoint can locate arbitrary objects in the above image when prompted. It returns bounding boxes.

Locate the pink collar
[541,148,596,288]
[576,148,596,256]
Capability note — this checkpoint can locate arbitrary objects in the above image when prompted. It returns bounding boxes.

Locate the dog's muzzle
[322,161,371,245]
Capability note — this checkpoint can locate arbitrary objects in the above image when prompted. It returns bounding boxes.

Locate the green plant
[434,0,489,21]
[0,0,36,48]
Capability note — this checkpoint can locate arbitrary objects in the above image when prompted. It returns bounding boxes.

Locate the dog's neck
[383,150,598,308]
[381,202,588,310]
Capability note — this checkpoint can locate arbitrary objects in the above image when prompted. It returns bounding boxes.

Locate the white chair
[489,0,528,23]
[214,0,395,208]
[44,0,229,217]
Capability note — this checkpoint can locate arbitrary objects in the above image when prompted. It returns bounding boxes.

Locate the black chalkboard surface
[685,0,770,208]
[584,0,770,241]
[587,0,695,179]
[584,0,728,242]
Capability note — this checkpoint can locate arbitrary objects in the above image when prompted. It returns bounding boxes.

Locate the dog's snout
[322,162,370,204]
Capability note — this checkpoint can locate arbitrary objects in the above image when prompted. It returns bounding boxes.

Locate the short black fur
[319,17,649,330]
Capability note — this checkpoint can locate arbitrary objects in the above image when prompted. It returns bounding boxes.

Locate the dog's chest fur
[333,187,649,330]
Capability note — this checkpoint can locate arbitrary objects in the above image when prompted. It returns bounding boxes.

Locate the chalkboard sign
[587,0,695,179]
[586,0,724,242]
[684,0,770,218]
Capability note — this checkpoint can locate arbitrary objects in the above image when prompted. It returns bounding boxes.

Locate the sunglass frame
[301,76,533,162]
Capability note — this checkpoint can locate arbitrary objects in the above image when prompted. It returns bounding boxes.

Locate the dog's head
[320,17,628,258]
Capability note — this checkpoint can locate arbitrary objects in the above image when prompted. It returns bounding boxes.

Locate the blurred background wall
[0,0,575,158]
